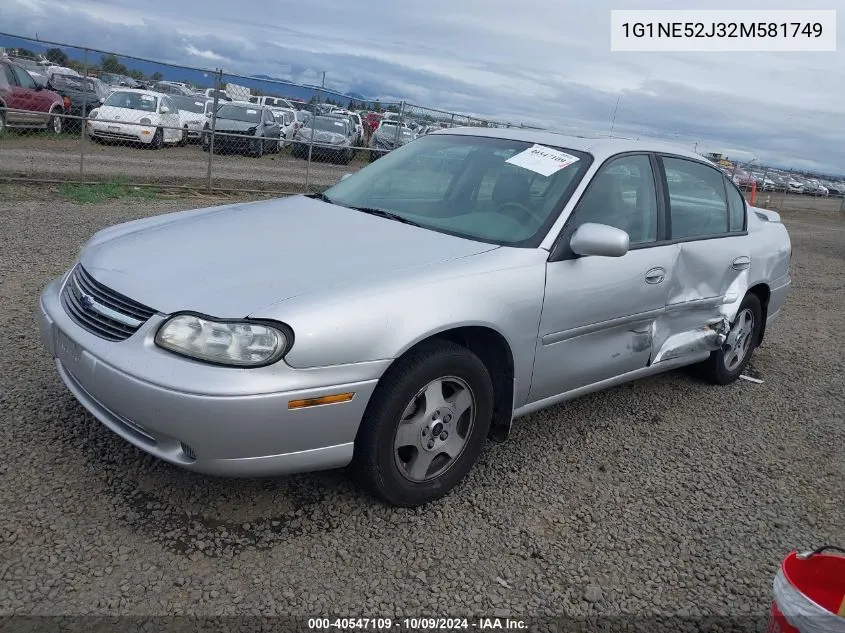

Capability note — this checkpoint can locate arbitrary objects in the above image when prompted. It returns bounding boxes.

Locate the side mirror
[205,111,212,117]
[570,223,630,258]
[35,84,43,91]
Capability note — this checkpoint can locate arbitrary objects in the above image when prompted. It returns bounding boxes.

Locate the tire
[180,126,188,147]
[150,127,163,150]
[352,339,494,507]
[48,108,63,135]
[0,110,6,137]
[693,293,762,385]
[253,137,264,158]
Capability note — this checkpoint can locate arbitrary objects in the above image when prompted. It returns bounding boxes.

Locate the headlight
[89,109,99,119]
[155,314,291,367]
[140,117,152,125]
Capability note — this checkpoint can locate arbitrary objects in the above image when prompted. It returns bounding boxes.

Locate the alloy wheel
[723,308,755,372]
[393,376,475,482]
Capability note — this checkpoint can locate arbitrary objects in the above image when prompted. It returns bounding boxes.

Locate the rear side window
[12,66,36,89]
[725,180,747,232]
[662,156,729,239]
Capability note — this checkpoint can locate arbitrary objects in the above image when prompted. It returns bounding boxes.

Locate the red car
[364,112,383,131]
[0,59,67,134]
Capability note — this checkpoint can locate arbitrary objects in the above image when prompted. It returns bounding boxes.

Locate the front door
[529,153,677,403]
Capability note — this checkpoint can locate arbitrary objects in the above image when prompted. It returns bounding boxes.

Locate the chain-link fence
[0,33,546,195]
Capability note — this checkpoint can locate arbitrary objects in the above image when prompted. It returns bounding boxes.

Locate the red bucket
[768,546,845,633]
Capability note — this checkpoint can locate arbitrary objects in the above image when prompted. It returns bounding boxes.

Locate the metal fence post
[79,48,89,178]
[394,101,405,146]
[449,113,455,129]
[305,77,323,193]
[205,68,222,193]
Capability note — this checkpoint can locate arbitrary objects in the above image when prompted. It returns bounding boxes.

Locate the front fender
[252,247,549,408]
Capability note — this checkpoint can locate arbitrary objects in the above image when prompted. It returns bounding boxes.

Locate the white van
[248,96,295,109]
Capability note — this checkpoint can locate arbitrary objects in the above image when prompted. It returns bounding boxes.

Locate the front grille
[61,265,156,341]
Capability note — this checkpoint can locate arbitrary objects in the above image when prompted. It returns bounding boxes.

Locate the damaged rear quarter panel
[651,206,791,365]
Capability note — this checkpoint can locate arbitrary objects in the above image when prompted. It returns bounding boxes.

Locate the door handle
[645,267,665,284]
[732,256,751,271]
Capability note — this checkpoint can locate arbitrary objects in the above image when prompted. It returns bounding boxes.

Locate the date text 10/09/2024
[307,618,528,630]
[620,21,823,39]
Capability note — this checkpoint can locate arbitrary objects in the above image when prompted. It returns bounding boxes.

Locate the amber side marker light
[288,393,355,410]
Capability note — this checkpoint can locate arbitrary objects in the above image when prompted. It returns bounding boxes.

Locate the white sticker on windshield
[246,109,258,114]
[195,101,203,106]
[505,144,580,177]
[140,95,155,101]
[334,121,344,127]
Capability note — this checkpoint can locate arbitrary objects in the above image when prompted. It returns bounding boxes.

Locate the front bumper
[38,273,386,477]
[87,120,155,143]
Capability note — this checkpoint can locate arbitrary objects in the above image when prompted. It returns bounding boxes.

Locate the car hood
[96,105,158,123]
[301,129,346,144]
[215,119,259,132]
[79,196,499,318]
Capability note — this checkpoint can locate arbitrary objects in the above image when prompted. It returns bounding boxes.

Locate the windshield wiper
[345,206,424,228]
[306,191,334,204]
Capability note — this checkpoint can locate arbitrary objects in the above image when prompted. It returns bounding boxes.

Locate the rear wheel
[352,340,494,507]
[694,293,762,385]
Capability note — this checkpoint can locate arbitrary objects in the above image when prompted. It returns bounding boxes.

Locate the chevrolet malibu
[37,129,792,507]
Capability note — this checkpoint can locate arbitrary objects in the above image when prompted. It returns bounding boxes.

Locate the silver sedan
[37,128,792,507]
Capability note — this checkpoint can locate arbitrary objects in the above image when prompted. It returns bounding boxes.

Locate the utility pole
[609,95,621,138]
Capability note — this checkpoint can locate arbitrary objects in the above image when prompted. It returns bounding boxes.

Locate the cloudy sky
[4,0,843,173]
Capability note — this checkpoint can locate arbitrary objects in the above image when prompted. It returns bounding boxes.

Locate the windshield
[172,97,207,113]
[103,91,159,112]
[323,134,592,246]
[216,104,262,123]
[309,117,349,133]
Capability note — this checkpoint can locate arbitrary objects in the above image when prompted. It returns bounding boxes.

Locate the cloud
[3,0,843,172]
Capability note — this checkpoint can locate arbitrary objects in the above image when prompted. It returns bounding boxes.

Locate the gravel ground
[0,134,366,191]
[0,184,842,624]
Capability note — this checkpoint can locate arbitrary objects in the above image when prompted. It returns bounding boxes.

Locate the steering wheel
[496,201,545,226]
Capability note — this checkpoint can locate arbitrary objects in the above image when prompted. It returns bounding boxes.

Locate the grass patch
[59,180,160,204]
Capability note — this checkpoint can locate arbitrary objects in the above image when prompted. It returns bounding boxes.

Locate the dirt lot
[0,133,369,191]
[0,184,842,624]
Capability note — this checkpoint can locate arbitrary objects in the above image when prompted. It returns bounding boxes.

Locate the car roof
[431,127,708,163]
[106,88,165,97]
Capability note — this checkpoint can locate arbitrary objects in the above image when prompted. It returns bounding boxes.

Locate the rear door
[2,63,34,124]
[650,154,750,362]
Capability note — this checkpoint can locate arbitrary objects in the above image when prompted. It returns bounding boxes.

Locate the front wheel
[179,126,188,146]
[48,109,63,135]
[150,127,163,149]
[694,293,762,385]
[352,340,494,507]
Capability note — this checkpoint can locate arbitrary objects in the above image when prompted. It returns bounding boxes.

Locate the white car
[87,89,182,148]
[786,179,804,194]
[248,95,295,110]
[172,95,212,144]
[271,108,297,148]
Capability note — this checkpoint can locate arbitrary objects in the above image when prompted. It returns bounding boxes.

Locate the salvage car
[37,129,792,507]
[369,121,416,160]
[290,115,354,164]
[201,102,280,157]
[46,73,109,129]
[87,89,182,148]
[171,95,210,144]
[0,59,67,134]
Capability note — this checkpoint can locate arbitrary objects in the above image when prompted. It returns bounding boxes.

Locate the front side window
[569,154,659,245]
[663,156,729,239]
[323,134,592,246]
